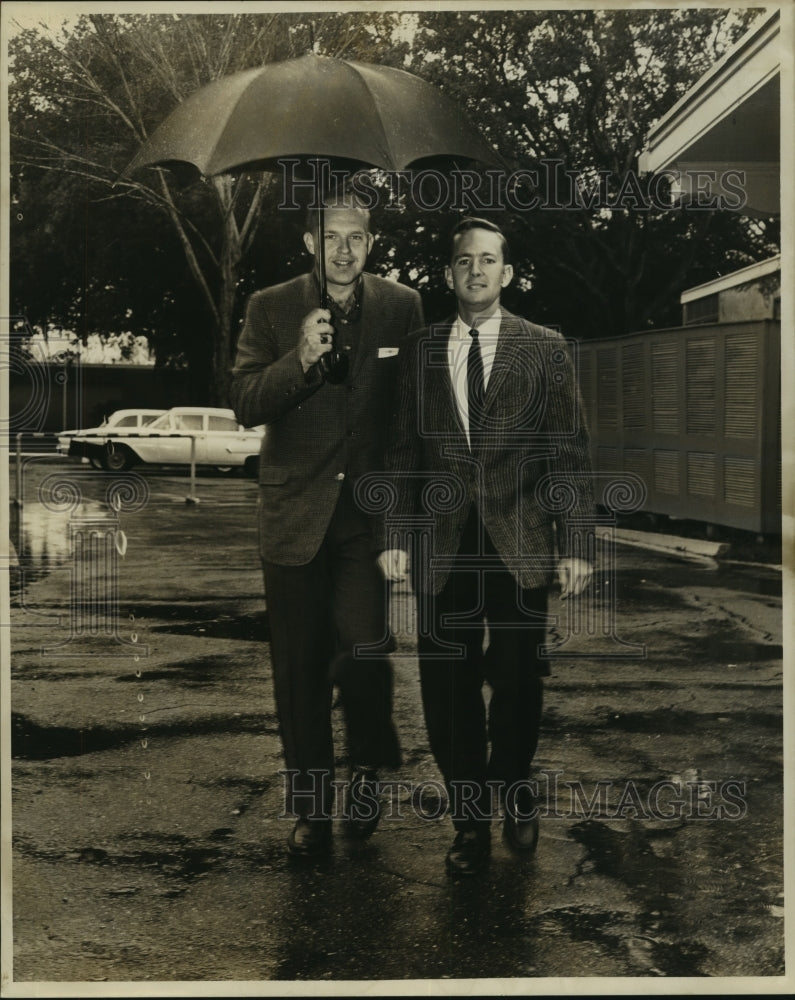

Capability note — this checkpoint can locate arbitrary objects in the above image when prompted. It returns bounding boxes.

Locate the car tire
[215,465,234,475]
[101,444,136,472]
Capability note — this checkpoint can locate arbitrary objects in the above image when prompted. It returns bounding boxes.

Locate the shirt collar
[312,272,363,320]
[452,307,502,339]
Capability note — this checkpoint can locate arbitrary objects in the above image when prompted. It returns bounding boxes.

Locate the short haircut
[449,216,511,265]
[305,189,372,236]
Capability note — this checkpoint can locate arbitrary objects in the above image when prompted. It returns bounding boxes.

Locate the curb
[614,527,730,560]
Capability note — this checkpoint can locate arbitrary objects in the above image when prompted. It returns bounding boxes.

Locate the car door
[173,412,205,464]
[135,412,195,465]
[204,413,241,465]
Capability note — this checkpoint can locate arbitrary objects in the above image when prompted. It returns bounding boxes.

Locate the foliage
[396,6,779,333]
[8,7,780,403]
[9,11,411,401]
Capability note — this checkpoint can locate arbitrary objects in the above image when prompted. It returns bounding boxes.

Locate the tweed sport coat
[230,271,424,566]
[382,310,595,594]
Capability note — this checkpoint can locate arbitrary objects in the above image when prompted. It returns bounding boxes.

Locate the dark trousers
[417,506,548,831]
[263,483,400,819]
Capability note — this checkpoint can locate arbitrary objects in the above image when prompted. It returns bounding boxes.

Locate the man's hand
[298,308,335,372]
[378,549,408,582]
[556,557,593,599]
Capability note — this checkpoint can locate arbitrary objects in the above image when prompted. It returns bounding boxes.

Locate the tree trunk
[209,207,243,408]
[210,315,232,408]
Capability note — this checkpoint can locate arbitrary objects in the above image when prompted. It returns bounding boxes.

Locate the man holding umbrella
[230,190,423,858]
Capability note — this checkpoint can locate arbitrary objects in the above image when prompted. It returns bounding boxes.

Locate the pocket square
[378,347,399,358]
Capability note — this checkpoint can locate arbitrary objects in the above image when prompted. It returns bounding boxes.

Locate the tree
[397,7,779,336]
[9,7,780,401]
[9,11,411,402]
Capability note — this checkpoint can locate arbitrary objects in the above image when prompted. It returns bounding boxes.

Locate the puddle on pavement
[65,844,224,879]
[605,708,780,735]
[542,903,708,976]
[690,560,782,597]
[544,704,781,736]
[621,561,781,599]
[149,611,268,642]
[11,711,278,760]
[121,602,269,642]
[16,834,287,882]
[115,653,262,686]
[715,565,782,597]
[9,497,118,589]
[568,820,709,974]
[674,634,782,664]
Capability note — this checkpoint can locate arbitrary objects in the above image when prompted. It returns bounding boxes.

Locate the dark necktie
[467,327,485,437]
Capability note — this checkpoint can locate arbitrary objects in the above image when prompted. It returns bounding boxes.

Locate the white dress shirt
[448,309,502,446]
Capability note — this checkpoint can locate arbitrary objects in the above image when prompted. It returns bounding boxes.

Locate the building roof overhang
[680,255,781,304]
[638,9,780,217]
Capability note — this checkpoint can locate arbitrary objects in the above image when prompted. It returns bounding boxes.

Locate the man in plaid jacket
[378,217,594,876]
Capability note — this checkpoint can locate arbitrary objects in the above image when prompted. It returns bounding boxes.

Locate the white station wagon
[57,408,166,461]
[66,406,264,474]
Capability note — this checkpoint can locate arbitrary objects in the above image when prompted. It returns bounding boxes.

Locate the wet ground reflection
[9,497,112,590]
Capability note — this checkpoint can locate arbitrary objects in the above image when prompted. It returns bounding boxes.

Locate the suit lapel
[483,310,521,412]
[351,273,376,381]
[301,272,321,311]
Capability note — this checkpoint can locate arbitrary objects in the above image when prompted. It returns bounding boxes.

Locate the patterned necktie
[467,327,485,436]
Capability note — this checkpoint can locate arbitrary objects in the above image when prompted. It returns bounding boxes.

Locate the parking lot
[5,454,787,990]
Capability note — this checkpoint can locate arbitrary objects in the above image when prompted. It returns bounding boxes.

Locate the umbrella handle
[315,168,327,302]
[316,335,349,385]
[314,167,349,385]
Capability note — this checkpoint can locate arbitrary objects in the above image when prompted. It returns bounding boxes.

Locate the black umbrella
[124,53,502,381]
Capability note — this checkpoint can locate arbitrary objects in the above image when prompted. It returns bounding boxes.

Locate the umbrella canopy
[124,53,502,384]
[124,53,501,178]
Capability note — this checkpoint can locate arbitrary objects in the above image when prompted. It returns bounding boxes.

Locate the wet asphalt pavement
[4,455,787,991]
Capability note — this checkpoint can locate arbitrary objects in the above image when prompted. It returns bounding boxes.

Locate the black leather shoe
[445,828,491,876]
[503,813,540,852]
[347,769,381,839]
[287,818,332,858]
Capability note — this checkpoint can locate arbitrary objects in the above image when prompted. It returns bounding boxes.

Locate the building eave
[680,255,781,304]
[638,8,780,175]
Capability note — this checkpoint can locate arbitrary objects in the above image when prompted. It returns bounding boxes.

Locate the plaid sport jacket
[230,271,424,565]
[381,310,595,593]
